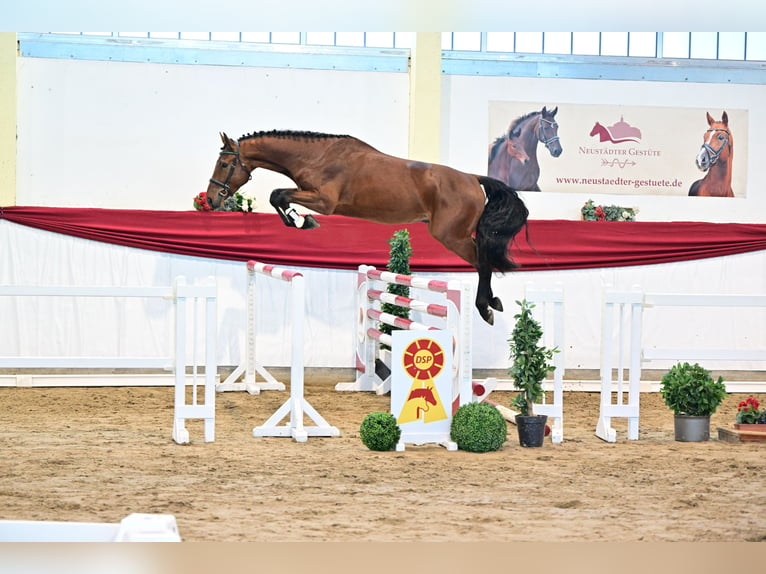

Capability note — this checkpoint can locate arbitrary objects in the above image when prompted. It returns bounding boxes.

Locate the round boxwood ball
[360,412,401,451]
[450,402,507,453]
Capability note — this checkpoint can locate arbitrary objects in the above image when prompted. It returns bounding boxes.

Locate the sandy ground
[0,377,764,543]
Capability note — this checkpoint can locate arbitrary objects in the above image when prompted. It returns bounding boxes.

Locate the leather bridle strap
[208,150,240,197]
[538,116,560,150]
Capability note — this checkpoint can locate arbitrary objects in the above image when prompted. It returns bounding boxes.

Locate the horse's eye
[220,162,228,168]
[718,134,725,141]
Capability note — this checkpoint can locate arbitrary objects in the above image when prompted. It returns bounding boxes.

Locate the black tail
[476,175,528,272]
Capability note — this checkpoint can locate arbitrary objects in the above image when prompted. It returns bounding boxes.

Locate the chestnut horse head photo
[689,111,734,197]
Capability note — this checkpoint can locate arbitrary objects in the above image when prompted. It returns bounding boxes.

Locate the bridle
[208,141,252,199]
[700,127,730,167]
[537,115,560,150]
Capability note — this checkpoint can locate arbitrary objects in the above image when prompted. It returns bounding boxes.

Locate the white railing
[0,277,217,444]
[597,288,766,442]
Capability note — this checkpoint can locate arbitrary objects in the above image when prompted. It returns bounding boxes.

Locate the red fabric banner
[2,206,765,272]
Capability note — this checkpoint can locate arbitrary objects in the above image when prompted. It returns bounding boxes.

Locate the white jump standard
[246,261,339,442]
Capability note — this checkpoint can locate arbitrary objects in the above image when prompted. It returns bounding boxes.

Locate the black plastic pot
[515,414,548,447]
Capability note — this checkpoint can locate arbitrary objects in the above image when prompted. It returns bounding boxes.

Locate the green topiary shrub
[659,362,727,416]
[450,402,508,453]
[360,412,401,451]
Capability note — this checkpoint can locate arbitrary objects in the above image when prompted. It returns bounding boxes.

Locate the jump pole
[248,261,339,442]
[336,264,474,413]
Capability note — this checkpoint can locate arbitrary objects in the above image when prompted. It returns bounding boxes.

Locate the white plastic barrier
[0,277,217,444]
[240,261,339,442]
[335,265,474,413]
[0,513,181,542]
[597,289,766,442]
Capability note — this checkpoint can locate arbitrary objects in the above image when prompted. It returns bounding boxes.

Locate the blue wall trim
[18,33,766,85]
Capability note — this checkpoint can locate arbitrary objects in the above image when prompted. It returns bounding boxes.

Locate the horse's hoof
[302,215,320,230]
[490,297,503,312]
[479,307,494,325]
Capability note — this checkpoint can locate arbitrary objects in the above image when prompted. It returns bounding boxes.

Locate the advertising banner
[488,102,747,198]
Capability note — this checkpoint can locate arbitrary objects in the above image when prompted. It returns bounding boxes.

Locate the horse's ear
[550,106,558,117]
[722,111,729,126]
[706,112,715,126]
[220,132,235,150]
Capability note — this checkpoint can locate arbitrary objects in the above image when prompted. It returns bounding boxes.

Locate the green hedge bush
[450,402,507,453]
[360,412,401,451]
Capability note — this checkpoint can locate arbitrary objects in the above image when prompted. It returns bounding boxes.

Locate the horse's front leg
[269,188,320,230]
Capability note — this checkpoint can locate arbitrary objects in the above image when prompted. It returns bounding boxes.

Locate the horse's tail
[475,175,529,272]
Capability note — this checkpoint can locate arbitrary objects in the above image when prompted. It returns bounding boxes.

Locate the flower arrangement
[736,396,765,424]
[581,199,638,221]
[193,191,256,212]
[193,191,213,211]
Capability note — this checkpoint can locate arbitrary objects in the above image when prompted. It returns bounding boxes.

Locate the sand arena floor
[0,375,764,543]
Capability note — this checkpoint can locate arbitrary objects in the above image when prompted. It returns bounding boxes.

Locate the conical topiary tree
[508,299,557,416]
[379,229,412,348]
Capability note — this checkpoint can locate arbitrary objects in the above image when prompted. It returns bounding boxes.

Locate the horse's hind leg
[269,188,320,229]
[476,249,501,325]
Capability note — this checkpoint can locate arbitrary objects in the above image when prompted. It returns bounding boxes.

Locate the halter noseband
[209,142,252,198]
[537,115,560,150]
[701,127,730,166]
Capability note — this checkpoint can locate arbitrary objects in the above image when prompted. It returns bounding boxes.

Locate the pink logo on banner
[589,117,642,144]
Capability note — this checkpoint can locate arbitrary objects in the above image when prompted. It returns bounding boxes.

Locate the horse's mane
[507,111,539,136]
[488,136,507,163]
[239,130,356,142]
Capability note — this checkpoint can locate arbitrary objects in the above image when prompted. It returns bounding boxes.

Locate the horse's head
[205,133,253,209]
[589,122,602,137]
[696,111,731,171]
[538,106,562,157]
[505,129,530,165]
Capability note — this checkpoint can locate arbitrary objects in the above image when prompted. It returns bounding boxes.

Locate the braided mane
[239,130,355,142]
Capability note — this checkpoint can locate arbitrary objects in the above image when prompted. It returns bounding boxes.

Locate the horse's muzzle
[696,153,710,171]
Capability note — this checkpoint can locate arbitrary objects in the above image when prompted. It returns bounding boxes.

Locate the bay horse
[205,130,529,325]
[486,131,530,187]
[689,111,734,197]
[487,106,562,191]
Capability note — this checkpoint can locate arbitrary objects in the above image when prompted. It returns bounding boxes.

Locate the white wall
[16,57,410,211]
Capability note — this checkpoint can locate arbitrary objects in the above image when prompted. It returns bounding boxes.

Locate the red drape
[2,206,766,272]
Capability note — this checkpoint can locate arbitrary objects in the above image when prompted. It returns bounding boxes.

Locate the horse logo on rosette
[397,338,449,424]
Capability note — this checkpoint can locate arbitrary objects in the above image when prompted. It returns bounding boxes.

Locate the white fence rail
[0,277,218,444]
[597,288,766,442]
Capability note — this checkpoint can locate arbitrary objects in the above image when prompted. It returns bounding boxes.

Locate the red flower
[193,192,212,211]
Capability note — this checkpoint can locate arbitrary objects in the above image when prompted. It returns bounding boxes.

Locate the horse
[487,106,562,191]
[486,131,530,187]
[205,130,529,325]
[689,111,734,197]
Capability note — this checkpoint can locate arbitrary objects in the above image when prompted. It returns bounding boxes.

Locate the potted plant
[507,299,557,447]
[659,362,727,442]
[735,396,766,429]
